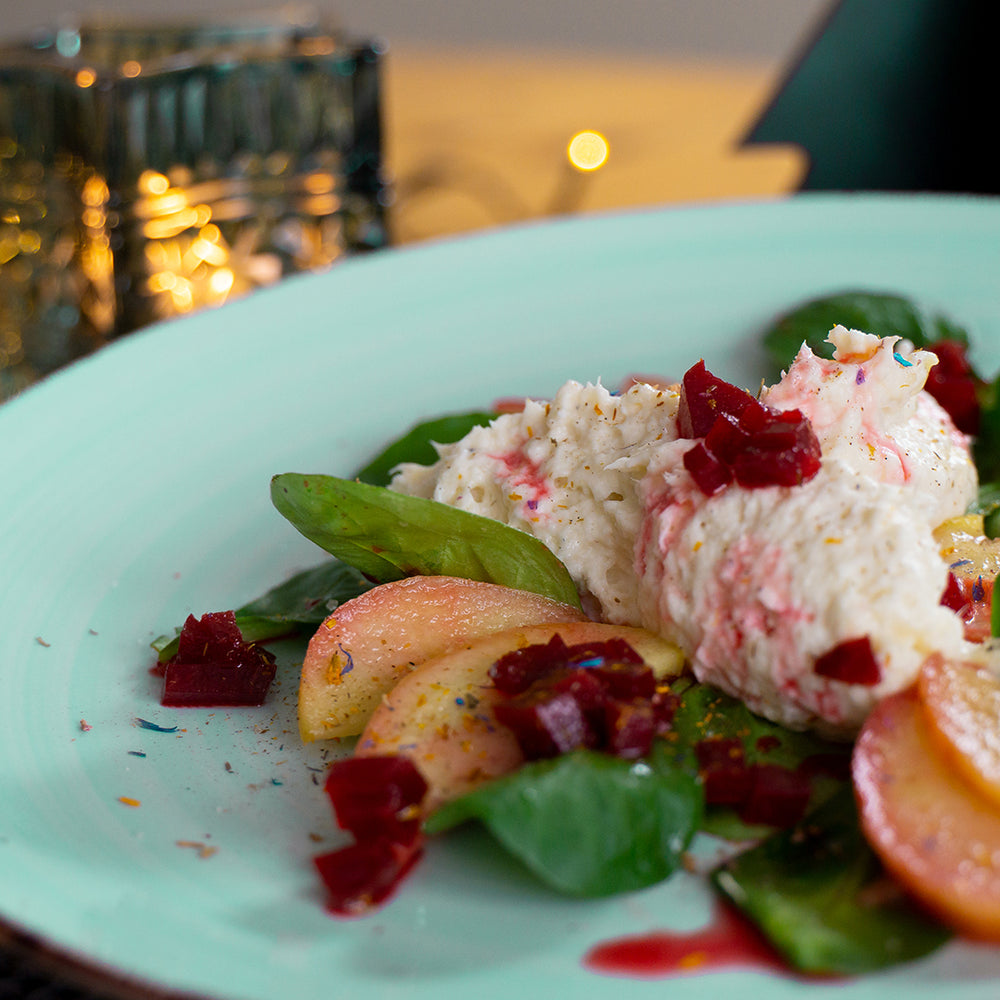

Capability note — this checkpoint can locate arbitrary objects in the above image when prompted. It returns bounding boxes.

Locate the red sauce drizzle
[584,901,789,979]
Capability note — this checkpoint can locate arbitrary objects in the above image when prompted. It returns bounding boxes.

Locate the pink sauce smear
[584,901,790,979]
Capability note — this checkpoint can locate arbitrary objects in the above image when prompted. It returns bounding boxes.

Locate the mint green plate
[2,193,1000,999]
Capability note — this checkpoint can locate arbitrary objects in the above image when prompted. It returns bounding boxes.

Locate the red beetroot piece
[678,360,759,438]
[489,637,668,761]
[738,763,812,828]
[489,634,572,695]
[314,838,423,916]
[813,636,882,686]
[677,360,822,495]
[727,406,822,488]
[682,442,733,496]
[694,736,812,828]
[324,755,428,843]
[493,687,599,758]
[924,339,981,435]
[315,754,428,916]
[695,737,752,807]
[161,611,276,707]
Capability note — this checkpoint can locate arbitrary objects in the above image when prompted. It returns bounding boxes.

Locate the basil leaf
[667,680,850,839]
[270,474,582,609]
[425,747,702,897]
[712,786,951,975]
[354,411,497,487]
[152,558,373,661]
[761,290,970,380]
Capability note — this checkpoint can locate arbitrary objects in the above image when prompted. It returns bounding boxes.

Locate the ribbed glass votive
[0,17,388,400]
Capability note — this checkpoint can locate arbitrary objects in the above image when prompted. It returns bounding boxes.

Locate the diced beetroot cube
[813,636,881,686]
[694,737,752,807]
[175,610,264,667]
[703,410,753,464]
[683,441,733,495]
[604,700,655,759]
[161,611,276,707]
[677,360,758,438]
[493,688,598,759]
[489,634,569,694]
[564,637,645,667]
[651,686,681,732]
[324,755,427,843]
[314,837,423,916]
[924,339,981,435]
[738,763,812,828]
[797,752,852,782]
[550,667,612,713]
[588,661,657,701]
[729,409,822,488]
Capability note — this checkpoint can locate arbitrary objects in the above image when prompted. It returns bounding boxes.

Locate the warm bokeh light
[75,68,97,88]
[121,60,142,78]
[567,130,610,172]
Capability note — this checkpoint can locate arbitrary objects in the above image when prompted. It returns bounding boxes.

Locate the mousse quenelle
[391,327,978,737]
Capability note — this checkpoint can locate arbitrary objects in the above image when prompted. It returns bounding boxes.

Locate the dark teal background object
[743,0,1000,193]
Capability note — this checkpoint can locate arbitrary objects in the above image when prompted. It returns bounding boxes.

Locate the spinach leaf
[761,290,970,380]
[712,786,951,975]
[270,474,582,609]
[152,558,373,661]
[425,746,702,897]
[354,411,497,487]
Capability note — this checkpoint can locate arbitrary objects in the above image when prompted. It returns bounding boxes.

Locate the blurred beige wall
[0,0,833,62]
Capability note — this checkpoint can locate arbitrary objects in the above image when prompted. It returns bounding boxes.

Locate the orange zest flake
[177,840,218,858]
[678,950,709,970]
[117,796,141,807]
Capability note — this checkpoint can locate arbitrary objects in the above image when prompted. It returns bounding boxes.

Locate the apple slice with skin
[356,621,685,812]
[853,682,1000,942]
[918,653,1000,811]
[298,576,588,741]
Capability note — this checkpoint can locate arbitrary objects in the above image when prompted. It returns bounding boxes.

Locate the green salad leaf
[425,745,702,897]
[354,411,497,487]
[761,290,970,380]
[152,558,373,661]
[966,482,1000,538]
[712,786,952,975]
[270,473,582,609]
[973,376,1000,485]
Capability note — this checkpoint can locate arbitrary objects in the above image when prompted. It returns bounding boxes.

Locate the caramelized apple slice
[933,515,1000,642]
[918,654,1000,810]
[853,685,1000,941]
[298,576,587,741]
[357,621,684,812]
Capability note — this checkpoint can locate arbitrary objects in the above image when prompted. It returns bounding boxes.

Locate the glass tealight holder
[0,16,388,400]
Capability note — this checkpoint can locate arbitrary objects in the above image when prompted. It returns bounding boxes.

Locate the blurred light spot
[139,171,171,196]
[567,130,609,172]
[75,68,97,89]
[122,60,142,78]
